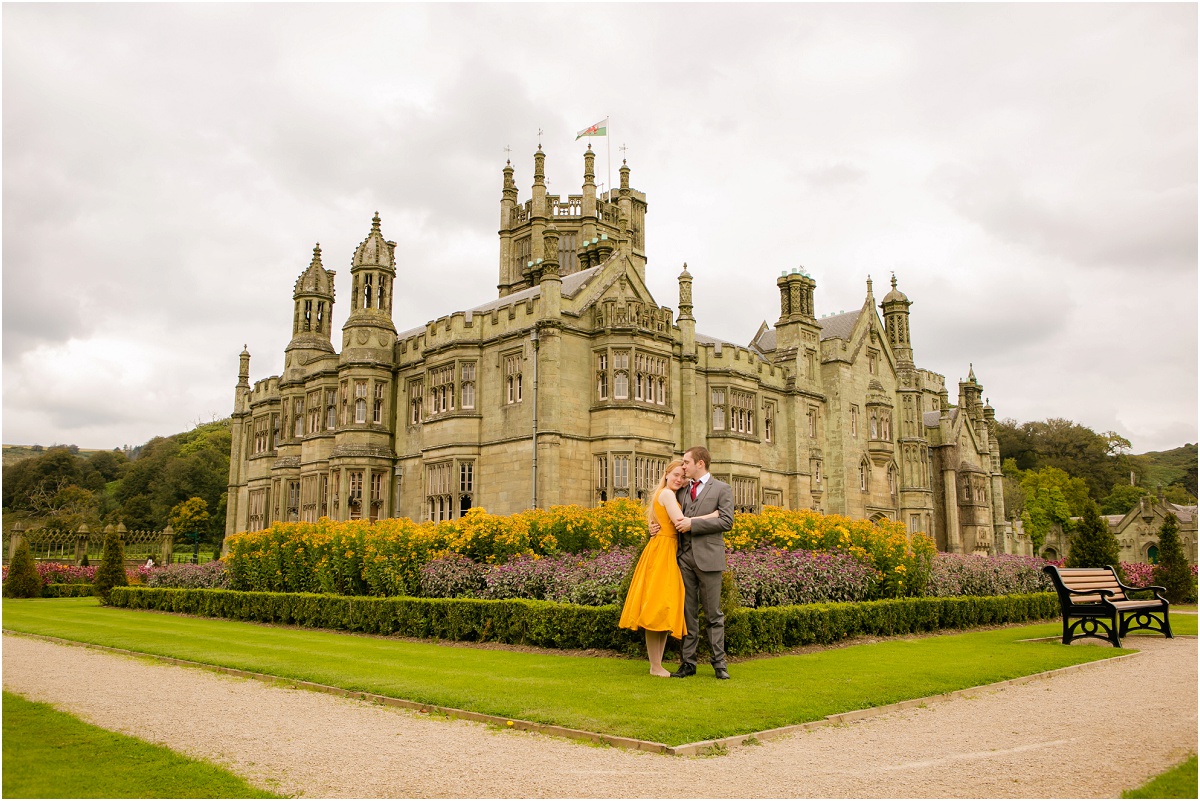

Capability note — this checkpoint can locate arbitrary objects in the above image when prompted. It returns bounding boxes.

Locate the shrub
[3,539,43,598]
[144,561,231,590]
[419,554,488,599]
[93,527,128,604]
[727,547,874,607]
[43,583,95,598]
[481,554,565,601]
[926,554,1053,598]
[1152,514,1194,604]
[108,586,1061,657]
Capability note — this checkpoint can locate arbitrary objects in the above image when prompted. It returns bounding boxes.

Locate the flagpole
[607,116,612,204]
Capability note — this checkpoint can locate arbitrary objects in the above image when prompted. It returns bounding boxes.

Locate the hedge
[108,587,1060,657]
[43,583,95,598]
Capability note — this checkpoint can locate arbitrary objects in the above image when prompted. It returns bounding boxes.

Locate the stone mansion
[226,146,1012,556]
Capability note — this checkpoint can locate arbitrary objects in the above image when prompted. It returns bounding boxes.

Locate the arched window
[1148,545,1159,564]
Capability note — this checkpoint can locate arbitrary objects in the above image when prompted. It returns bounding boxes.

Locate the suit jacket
[676,476,734,572]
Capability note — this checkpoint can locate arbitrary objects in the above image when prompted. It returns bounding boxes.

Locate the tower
[342,212,398,352]
[285,244,336,367]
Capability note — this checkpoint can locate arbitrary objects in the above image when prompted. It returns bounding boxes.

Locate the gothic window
[330,469,340,515]
[301,475,318,523]
[340,381,349,426]
[870,411,878,438]
[319,473,329,519]
[293,398,305,438]
[881,412,891,440]
[730,390,755,435]
[613,351,629,399]
[814,461,822,484]
[513,235,531,278]
[426,461,452,522]
[558,232,578,274]
[634,457,667,500]
[850,405,859,437]
[316,301,326,333]
[271,413,280,450]
[807,407,818,438]
[505,354,523,404]
[253,416,269,454]
[655,360,666,405]
[888,465,897,496]
[286,480,300,522]
[909,514,921,533]
[248,489,266,532]
[429,365,454,414]
[613,455,630,495]
[635,354,645,401]
[763,488,783,507]
[303,299,313,331]
[596,353,608,400]
[711,388,726,430]
[307,391,322,434]
[354,380,368,423]
[806,349,817,378]
[370,472,384,522]
[732,477,759,513]
[378,276,388,312]
[460,363,476,410]
[409,380,423,425]
[364,273,374,309]
[868,351,878,375]
[859,460,869,492]
[348,470,364,519]
[594,455,609,504]
[764,402,776,443]
[326,389,337,430]
[459,461,475,517]
[373,381,385,424]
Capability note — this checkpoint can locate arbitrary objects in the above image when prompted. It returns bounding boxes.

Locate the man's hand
[675,516,693,532]
[649,519,661,535]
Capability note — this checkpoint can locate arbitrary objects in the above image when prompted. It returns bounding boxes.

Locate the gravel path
[3,632,1196,798]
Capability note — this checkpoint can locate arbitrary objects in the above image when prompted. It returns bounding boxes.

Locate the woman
[619,460,719,676]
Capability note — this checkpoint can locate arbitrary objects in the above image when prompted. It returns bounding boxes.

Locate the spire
[237,345,250,388]
[583,144,595,186]
[865,275,874,303]
[346,212,397,328]
[533,145,545,185]
[968,363,977,383]
[289,242,336,348]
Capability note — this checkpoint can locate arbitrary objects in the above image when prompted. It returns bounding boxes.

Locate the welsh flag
[576,118,609,139]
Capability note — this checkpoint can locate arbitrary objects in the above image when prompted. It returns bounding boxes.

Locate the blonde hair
[646,459,685,523]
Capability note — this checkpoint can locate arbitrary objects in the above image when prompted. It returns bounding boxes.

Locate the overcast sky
[4,3,1196,455]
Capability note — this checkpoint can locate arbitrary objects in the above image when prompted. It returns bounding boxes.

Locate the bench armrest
[1114,578,1169,601]
[1064,587,1115,599]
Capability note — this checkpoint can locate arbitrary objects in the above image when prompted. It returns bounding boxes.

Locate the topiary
[4,539,43,598]
[1152,513,1193,604]
[93,527,128,604]
[1065,501,1123,579]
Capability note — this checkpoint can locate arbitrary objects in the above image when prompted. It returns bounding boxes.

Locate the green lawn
[1123,754,1198,799]
[2,691,278,798]
[1,597,1157,746]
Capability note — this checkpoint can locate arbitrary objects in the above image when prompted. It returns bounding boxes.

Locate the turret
[881,274,913,366]
[342,213,398,359]
[498,160,519,293]
[286,244,336,362]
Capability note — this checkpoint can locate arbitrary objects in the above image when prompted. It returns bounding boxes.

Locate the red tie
[690,480,699,501]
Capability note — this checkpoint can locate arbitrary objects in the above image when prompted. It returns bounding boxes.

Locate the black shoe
[670,663,697,678]
[714,667,730,680]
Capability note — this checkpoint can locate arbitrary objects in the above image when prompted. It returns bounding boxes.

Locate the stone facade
[1040,496,1199,566]
[225,147,1010,554]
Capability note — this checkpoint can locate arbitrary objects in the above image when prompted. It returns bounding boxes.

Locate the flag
[576,118,609,140]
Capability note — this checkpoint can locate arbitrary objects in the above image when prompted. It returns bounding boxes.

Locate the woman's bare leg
[646,630,670,676]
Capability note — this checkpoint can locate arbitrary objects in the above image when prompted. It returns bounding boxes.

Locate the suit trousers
[678,546,727,669]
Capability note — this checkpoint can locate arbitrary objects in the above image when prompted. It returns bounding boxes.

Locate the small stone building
[1041,496,1198,566]
[225,147,1010,554]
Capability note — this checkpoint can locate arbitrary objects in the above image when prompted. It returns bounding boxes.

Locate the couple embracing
[618,446,733,680]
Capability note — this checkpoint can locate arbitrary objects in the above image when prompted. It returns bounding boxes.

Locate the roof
[750,327,776,354]
[818,310,860,341]
[923,410,942,428]
[1168,503,1197,523]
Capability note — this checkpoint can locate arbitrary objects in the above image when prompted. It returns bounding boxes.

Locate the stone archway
[1042,547,1058,561]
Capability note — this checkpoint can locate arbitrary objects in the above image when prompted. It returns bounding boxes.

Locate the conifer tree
[93,527,128,604]
[1065,500,1123,578]
[1152,513,1193,603]
[4,538,43,598]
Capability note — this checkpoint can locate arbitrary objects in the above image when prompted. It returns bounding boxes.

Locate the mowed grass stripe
[1,691,278,798]
[1,597,1147,746]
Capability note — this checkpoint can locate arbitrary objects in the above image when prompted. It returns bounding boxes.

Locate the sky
[3,3,1196,455]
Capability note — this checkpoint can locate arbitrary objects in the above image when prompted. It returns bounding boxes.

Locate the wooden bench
[1042,565,1173,647]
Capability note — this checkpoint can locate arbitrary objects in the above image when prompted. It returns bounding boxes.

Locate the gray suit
[675,475,734,669]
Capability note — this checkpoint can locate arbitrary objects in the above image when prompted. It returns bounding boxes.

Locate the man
[665,445,734,680]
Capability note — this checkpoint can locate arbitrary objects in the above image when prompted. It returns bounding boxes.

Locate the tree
[1065,501,1122,577]
[170,497,210,564]
[1163,484,1198,505]
[1152,513,1193,604]
[1001,459,1027,521]
[93,527,128,604]
[1099,484,1149,516]
[1020,467,1087,553]
[4,538,42,598]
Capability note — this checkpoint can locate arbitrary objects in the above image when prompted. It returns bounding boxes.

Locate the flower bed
[927,554,1053,598]
[728,547,875,606]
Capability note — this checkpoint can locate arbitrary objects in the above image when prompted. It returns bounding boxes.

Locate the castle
[225,146,1014,556]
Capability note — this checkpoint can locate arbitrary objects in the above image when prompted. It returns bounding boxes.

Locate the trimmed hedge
[43,583,95,598]
[108,587,1061,657]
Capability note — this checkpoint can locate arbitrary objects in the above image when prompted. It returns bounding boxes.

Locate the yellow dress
[619,495,687,639]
